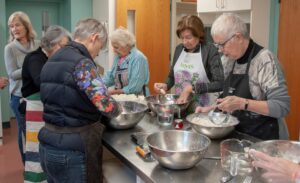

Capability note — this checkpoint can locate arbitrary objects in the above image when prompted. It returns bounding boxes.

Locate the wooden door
[116,0,170,94]
[278,0,300,140]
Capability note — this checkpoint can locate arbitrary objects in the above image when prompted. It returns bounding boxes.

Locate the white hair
[73,18,107,46]
[109,27,136,48]
[211,13,249,39]
[41,25,71,51]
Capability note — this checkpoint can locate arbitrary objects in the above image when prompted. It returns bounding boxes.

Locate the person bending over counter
[103,27,150,96]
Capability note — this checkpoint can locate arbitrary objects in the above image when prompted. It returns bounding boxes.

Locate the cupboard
[171,0,271,62]
[197,0,251,13]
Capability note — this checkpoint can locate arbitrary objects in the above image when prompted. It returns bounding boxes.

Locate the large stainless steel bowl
[145,94,191,114]
[109,101,148,130]
[186,113,239,139]
[146,130,210,169]
[251,140,300,163]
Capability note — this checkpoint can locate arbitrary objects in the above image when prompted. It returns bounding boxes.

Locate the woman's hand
[217,96,246,113]
[195,106,214,113]
[108,88,124,95]
[0,77,8,89]
[249,149,300,183]
[154,83,167,94]
[176,84,193,104]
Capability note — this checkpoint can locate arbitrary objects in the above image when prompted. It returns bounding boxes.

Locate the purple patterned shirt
[73,59,119,117]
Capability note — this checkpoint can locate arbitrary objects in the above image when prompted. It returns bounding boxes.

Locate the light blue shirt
[103,47,150,96]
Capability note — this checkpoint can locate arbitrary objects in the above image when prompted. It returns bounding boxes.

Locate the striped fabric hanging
[24,93,47,183]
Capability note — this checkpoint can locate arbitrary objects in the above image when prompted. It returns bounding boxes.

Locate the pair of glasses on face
[214,34,236,50]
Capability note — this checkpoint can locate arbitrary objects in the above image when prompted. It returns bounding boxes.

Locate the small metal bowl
[145,94,191,114]
[108,101,148,130]
[186,113,239,139]
[146,130,210,169]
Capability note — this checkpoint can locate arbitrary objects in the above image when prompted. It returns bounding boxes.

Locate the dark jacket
[166,42,224,94]
[21,47,48,97]
[39,41,102,151]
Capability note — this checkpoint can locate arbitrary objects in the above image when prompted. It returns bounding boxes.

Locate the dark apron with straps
[114,61,147,96]
[222,46,279,140]
[44,121,105,183]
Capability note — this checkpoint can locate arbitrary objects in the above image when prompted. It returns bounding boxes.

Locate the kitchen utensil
[155,104,176,126]
[108,101,148,129]
[145,94,191,114]
[203,156,221,160]
[220,139,253,176]
[131,132,150,146]
[208,107,229,125]
[146,130,210,169]
[186,113,239,139]
[135,146,153,161]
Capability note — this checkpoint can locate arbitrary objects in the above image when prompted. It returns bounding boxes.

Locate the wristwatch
[244,99,249,110]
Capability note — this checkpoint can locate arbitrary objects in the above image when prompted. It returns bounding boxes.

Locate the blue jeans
[10,94,25,164]
[39,143,87,183]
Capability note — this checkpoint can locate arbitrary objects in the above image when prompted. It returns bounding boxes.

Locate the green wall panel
[69,0,93,32]
[0,0,93,124]
[269,0,280,55]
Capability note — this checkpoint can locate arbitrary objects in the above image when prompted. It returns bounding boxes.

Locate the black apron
[222,47,279,140]
[114,60,147,96]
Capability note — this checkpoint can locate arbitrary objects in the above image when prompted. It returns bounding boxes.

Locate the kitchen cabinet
[197,0,251,13]
[171,0,271,56]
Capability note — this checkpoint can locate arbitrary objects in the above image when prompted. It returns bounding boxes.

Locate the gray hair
[7,11,37,42]
[73,18,107,46]
[41,25,71,51]
[110,27,136,48]
[211,13,249,39]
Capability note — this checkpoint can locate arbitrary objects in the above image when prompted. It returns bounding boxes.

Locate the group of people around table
[2,10,299,183]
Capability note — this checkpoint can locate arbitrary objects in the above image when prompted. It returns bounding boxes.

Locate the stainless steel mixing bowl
[186,113,239,139]
[251,140,300,163]
[145,94,191,114]
[109,101,148,130]
[146,130,210,169]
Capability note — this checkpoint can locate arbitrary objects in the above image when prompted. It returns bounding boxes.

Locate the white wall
[250,0,270,48]
[93,0,116,74]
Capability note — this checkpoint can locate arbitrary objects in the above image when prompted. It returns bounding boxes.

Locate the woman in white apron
[154,15,224,113]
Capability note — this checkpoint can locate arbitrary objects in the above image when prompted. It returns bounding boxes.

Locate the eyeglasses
[214,34,236,50]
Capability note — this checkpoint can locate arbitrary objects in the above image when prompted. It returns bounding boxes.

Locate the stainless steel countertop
[102,113,264,183]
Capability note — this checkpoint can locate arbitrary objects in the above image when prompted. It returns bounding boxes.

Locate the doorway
[116,0,171,94]
[278,0,300,140]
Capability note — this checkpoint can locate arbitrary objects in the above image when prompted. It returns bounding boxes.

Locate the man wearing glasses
[196,13,290,140]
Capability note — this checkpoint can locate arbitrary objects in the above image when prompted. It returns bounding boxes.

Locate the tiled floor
[0,119,136,183]
[0,119,24,183]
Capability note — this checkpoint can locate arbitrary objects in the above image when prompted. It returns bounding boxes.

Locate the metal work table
[102,113,264,183]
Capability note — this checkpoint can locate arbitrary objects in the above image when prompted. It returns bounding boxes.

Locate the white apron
[174,46,215,106]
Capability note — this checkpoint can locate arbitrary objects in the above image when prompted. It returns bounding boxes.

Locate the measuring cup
[220,139,253,176]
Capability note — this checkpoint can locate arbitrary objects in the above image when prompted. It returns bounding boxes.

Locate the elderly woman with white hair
[103,27,150,96]
[196,13,290,140]
[38,19,121,183]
